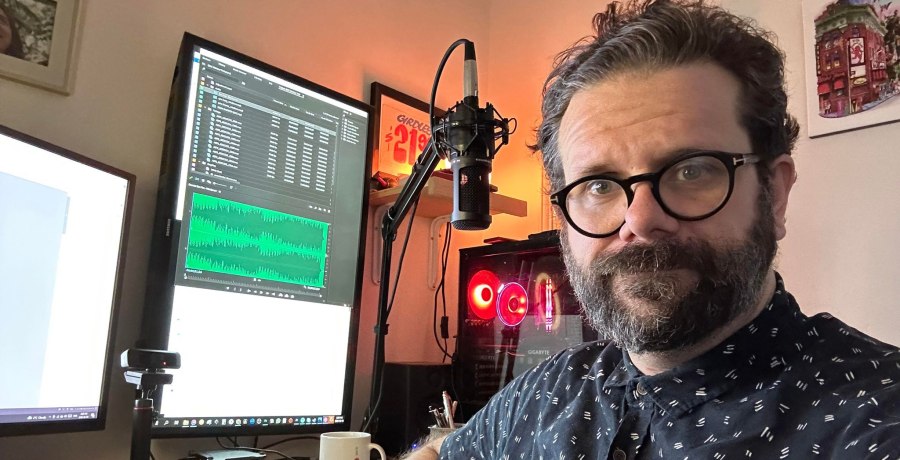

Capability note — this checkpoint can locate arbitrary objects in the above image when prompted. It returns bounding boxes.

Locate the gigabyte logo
[527,350,550,356]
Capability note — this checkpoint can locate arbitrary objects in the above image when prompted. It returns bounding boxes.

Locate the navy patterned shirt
[441,276,900,459]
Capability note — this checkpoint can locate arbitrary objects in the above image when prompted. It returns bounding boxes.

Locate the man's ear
[769,154,796,241]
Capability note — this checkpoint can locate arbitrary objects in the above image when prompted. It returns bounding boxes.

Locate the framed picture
[369,82,447,178]
[0,0,81,94]
[802,0,900,137]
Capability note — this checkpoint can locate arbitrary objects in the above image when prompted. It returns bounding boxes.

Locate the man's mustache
[591,240,716,276]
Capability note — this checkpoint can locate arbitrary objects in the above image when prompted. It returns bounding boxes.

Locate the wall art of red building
[813,0,900,117]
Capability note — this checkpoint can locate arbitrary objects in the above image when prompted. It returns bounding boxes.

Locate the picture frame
[369,82,447,178]
[0,0,81,94]
[801,0,900,138]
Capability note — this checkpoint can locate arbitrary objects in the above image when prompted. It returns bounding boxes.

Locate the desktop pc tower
[453,231,598,419]
[375,362,451,456]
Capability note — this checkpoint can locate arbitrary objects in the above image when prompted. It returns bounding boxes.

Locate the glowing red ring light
[497,282,528,327]
[467,270,500,320]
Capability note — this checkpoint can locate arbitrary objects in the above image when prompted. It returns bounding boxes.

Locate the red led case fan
[468,270,536,327]
[455,232,599,419]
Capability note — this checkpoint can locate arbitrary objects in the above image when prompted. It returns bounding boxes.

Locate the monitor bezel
[137,32,372,438]
[0,124,135,437]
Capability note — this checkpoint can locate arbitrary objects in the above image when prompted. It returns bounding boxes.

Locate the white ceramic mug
[319,431,386,460]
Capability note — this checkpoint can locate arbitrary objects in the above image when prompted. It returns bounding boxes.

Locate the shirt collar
[603,274,807,418]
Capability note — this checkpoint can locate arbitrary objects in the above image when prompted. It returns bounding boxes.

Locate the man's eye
[587,180,615,195]
[673,161,719,182]
[678,165,703,181]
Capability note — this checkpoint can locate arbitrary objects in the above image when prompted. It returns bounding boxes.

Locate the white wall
[1,0,898,458]
[725,0,900,346]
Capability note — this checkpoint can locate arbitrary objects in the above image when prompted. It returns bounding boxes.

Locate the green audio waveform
[185,193,329,287]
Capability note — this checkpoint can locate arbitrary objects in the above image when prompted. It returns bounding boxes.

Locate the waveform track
[185,193,328,287]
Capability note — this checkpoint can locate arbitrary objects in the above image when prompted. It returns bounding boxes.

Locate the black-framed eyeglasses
[550,150,760,238]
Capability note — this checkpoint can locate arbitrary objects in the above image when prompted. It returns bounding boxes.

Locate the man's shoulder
[794,311,899,404]
[803,311,900,362]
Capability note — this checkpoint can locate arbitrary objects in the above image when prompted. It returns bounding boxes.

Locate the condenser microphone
[446,40,495,230]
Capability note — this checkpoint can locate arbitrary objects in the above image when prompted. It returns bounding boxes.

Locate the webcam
[120,348,181,371]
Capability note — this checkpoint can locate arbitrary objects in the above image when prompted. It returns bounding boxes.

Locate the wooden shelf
[369,176,527,218]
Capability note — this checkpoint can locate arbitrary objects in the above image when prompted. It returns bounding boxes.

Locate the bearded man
[404,1,900,458]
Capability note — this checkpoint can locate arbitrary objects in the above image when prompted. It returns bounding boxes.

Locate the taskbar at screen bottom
[154,414,344,431]
[0,406,99,424]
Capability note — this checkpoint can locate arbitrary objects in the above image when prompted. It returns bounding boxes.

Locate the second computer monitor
[139,33,371,437]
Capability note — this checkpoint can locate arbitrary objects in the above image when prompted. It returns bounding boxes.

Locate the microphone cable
[433,222,453,361]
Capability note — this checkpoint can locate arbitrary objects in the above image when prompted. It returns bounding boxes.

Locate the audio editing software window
[174,48,368,304]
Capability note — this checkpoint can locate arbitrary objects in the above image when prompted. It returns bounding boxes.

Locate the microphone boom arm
[364,137,443,433]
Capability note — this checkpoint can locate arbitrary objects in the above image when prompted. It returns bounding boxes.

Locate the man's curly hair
[532,0,799,192]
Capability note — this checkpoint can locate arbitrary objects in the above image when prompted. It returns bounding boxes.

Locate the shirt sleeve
[439,347,580,459]
[438,372,532,459]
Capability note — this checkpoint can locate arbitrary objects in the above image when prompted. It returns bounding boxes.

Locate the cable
[214,437,298,460]
[429,39,469,144]
[440,224,453,360]
[432,223,453,361]
[432,279,448,357]
[260,435,319,450]
[386,199,419,316]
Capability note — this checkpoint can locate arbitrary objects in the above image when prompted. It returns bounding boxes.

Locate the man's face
[556,62,783,353]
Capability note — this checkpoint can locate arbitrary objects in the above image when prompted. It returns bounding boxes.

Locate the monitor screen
[139,34,371,437]
[0,125,133,437]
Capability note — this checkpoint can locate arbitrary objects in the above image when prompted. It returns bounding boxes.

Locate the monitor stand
[188,450,266,460]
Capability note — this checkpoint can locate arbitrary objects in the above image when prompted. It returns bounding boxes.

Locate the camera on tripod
[121,348,181,460]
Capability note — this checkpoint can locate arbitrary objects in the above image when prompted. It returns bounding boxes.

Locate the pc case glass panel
[455,235,599,417]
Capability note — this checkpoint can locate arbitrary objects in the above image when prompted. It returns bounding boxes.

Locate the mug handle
[369,442,387,460]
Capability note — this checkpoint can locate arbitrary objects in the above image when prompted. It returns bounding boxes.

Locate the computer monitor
[0,125,134,437]
[138,33,371,437]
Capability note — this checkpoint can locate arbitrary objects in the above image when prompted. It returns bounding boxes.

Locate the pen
[429,406,444,428]
[442,391,455,429]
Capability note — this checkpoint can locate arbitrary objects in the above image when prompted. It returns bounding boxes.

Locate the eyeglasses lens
[658,155,730,217]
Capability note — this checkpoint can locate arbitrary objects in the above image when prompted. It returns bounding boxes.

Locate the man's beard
[561,185,777,354]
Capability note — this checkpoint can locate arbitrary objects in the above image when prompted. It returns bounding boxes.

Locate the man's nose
[618,183,679,242]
